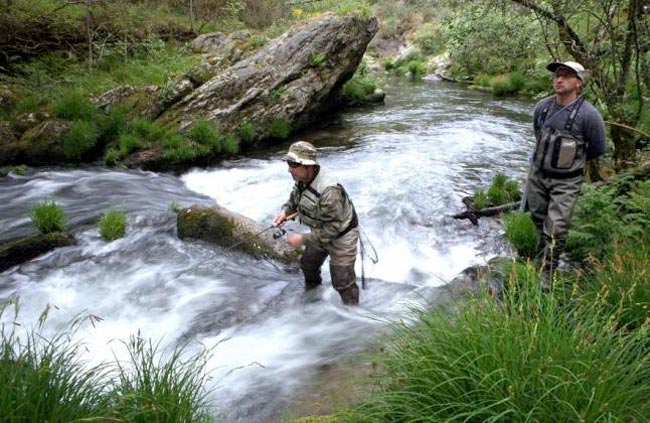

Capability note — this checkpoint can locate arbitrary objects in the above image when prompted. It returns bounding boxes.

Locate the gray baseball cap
[285,141,318,165]
[547,61,585,81]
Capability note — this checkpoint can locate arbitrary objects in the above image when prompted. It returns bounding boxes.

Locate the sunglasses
[287,160,302,168]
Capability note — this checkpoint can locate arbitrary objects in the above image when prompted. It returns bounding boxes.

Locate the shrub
[349,265,650,422]
[473,189,489,209]
[30,200,66,234]
[63,120,98,161]
[310,52,327,68]
[163,132,196,162]
[412,22,441,55]
[503,211,537,259]
[382,57,395,71]
[98,210,127,241]
[189,120,221,153]
[52,92,95,121]
[407,60,427,79]
[269,118,291,139]
[474,173,520,208]
[491,72,526,97]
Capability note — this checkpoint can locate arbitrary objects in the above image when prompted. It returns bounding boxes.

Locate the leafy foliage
[51,91,96,121]
[269,118,291,139]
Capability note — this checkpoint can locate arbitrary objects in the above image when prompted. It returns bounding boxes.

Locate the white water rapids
[0,79,535,422]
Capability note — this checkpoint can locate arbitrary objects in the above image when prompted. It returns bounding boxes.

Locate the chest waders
[296,179,360,305]
[528,96,586,289]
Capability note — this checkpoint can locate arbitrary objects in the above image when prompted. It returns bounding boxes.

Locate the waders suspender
[539,96,585,131]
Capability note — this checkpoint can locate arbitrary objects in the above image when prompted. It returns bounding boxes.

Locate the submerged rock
[177,203,299,263]
[0,232,76,272]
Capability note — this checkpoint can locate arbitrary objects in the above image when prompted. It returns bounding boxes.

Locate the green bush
[63,120,98,161]
[269,118,291,139]
[473,189,489,209]
[30,200,66,234]
[189,120,221,153]
[382,57,395,71]
[98,210,127,241]
[52,92,96,121]
[310,52,327,68]
[349,265,650,422]
[473,173,520,208]
[407,60,427,79]
[163,132,196,162]
[503,211,537,259]
[412,22,441,55]
[491,72,526,97]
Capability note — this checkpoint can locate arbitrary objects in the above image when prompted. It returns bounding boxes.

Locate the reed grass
[30,200,66,234]
[99,210,127,241]
[503,211,537,259]
[349,263,650,422]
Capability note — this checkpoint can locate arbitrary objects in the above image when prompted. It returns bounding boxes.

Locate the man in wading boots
[524,61,606,289]
[272,141,360,305]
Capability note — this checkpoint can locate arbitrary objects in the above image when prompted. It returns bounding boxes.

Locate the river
[0,78,535,422]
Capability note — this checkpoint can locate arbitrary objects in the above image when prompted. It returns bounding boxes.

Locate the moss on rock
[0,232,76,272]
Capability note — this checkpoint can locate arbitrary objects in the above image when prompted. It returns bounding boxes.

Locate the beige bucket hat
[284,141,318,166]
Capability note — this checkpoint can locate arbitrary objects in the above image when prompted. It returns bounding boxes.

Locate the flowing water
[0,78,535,422]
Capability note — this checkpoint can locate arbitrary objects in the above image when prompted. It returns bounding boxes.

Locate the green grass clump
[269,118,291,139]
[473,173,521,208]
[108,335,214,422]
[0,299,215,422]
[30,200,66,234]
[189,120,222,153]
[52,91,96,121]
[310,52,327,68]
[163,132,196,162]
[98,107,127,143]
[0,302,109,422]
[503,211,537,259]
[63,120,98,161]
[221,135,239,155]
[343,76,376,102]
[237,120,256,145]
[98,210,127,241]
[349,264,650,422]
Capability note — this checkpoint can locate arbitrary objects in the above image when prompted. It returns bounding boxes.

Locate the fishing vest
[296,170,358,237]
[532,96,586,179]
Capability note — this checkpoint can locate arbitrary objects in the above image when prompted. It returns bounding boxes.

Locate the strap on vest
[304,183,358,238]
[539,96,585,130]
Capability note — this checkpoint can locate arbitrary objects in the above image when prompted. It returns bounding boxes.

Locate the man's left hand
[286,233,304,248]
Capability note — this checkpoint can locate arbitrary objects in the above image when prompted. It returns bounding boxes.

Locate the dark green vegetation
[472,173,521,209]
[98,210,127,241]
[0,300,214,422]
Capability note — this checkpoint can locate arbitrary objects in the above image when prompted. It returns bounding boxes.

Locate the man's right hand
[272,211,287,227]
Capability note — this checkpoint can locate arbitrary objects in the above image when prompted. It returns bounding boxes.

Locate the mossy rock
[177,203,299,263]
[0,232,76,272]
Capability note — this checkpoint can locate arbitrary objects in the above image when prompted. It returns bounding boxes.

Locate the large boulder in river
[177,203,299,264]
[157,13,379,136]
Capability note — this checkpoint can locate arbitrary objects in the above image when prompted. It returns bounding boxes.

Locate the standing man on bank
[272,141,360,305]
[524,61,606,288]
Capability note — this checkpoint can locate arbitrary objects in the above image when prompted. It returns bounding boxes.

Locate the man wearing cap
[524,61,606,289]
[272,141,360,305]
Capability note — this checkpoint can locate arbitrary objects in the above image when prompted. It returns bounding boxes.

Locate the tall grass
[63,120,98,161]
[99,210,127,241]
[30,200,66,234]
[503,211,537,259]
[473,173,521,208]
[348,264,650,422]
[108,334,214,423]
[0,300,109,422]
[0,299,216,422]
